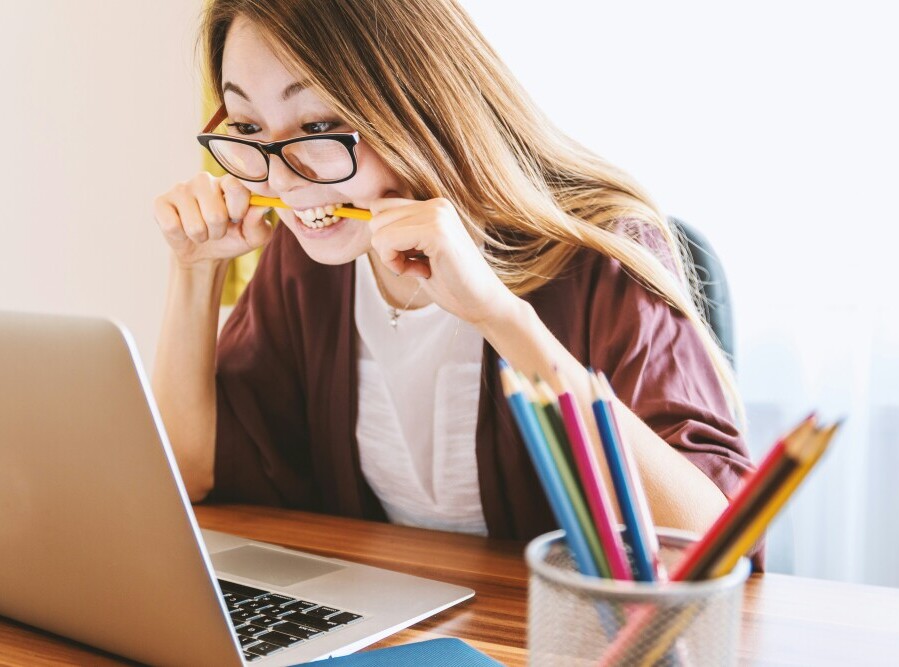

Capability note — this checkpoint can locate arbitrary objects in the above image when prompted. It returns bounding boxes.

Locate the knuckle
[433,197,453,212]
[207,211,229,227]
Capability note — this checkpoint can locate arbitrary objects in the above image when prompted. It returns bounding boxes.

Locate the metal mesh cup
[526,528,751,667]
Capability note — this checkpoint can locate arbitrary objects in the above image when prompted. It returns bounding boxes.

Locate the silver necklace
[387,283,424,329]
[368,256,424,330]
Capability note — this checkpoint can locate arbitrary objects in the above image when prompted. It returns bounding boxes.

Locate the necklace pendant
[388,308,398,329]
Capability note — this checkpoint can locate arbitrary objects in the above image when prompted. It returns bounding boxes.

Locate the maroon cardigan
[210,224,762,566]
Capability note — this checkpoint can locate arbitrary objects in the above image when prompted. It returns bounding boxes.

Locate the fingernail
[230,217,241,224]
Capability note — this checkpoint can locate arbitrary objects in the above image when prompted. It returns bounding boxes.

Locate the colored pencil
[599,417,839,667]
[589,372,655,582]
[248,195,371,220]
[595,372,666,581]
[553,373,632,581]
[671,414,818,581]
[498,361,601,578]
[523,376,611,578]
[708,420,840,578]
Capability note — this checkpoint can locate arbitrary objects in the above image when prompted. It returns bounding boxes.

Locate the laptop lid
[0,311,247,665]
[0,311,474,666]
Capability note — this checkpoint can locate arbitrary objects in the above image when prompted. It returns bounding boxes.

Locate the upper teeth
[293,203,348,229]
[295,204,338,222]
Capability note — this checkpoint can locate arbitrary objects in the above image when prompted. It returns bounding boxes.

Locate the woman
[152,0,756,558]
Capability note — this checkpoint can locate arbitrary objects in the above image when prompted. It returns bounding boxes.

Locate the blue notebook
[302,638,504,666]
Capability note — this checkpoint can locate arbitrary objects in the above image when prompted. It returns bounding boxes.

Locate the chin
[278,209,368,265]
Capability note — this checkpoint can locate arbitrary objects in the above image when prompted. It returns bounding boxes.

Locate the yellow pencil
[248,195,372,221]
[709,421,840,578]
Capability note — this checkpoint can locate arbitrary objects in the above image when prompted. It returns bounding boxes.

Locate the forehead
[221,15,311,98]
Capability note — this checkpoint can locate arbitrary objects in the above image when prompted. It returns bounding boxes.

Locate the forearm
[477,297,728,534]
[152,257,229,502]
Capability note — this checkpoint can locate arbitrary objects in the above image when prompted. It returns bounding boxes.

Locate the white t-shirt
[354,255,487,535]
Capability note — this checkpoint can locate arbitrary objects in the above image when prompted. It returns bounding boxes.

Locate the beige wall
[0,0,205,368]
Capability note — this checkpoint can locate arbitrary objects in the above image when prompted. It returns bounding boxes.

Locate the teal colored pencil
[498,361,601,578]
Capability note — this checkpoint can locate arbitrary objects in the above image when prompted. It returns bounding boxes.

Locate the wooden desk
[2,504,898,665]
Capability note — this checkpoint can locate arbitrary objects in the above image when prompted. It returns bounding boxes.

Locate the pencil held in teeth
[248,195,372,220]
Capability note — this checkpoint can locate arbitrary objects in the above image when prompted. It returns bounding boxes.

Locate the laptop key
[242,624,271,638]
[238,635,260,648]
[231,609,263,623]
[245,641,282,657]
[257,593,294,605]
[238,599,275,613]
[304,606,340,619]
[278,599,316,612]
[255,631,304,648]
[329,612,362,625]
[254,616,286,629]
[287,613,339,632]
[272,621,317,640]
[218,579,269,599]
[243,650,263,661]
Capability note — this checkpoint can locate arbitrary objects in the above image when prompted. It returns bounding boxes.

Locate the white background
[1,1,896,585]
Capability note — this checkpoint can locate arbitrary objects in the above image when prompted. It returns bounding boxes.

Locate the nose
[266,153,308,194]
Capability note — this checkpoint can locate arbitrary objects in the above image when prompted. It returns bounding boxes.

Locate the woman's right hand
[153,172,274,267]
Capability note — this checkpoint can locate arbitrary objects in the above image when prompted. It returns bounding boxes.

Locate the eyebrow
[222,80,310,101]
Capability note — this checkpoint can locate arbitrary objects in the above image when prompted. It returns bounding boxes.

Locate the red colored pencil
[670,413,817,581]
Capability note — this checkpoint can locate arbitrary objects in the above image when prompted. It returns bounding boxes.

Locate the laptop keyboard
[218,579,363,662]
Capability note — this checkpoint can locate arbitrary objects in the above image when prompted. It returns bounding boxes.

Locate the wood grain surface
[1,504,898,665]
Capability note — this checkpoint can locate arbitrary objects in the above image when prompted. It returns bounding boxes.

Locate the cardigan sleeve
[587,256,764,568]
[207,226,319,509]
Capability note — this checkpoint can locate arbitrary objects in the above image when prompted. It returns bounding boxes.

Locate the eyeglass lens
[207,138,354,182]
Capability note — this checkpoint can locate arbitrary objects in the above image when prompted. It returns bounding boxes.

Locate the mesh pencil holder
[526,528,751,667]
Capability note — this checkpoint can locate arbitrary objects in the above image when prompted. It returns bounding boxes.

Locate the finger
[220,174,251,222]
[397,257,432,279]
[193,177,230,241]
[169,188,209,243]
[153,196,188,243]
[370,223,432,275]
[239,205,274,249]
[368,203,425,234]
[369,196,418,218]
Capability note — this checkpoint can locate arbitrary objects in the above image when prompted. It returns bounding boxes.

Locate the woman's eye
[225,122,261,135]
[302,121,340,134]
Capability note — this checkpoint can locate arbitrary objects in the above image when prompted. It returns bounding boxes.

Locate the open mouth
[292,203,352,229]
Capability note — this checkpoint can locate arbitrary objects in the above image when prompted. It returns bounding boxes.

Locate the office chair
[667,217,735,367]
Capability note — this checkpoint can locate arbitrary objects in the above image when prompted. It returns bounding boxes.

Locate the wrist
[474,291,532,342]
[168,255,230,306]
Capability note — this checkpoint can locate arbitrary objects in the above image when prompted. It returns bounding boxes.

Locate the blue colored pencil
[589,371,656,582]
[595,372,666,581]
[498,360,601,578]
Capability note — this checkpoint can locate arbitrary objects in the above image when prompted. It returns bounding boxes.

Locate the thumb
[240,206,274,249]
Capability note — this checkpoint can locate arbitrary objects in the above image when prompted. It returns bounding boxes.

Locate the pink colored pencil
[555,376,632,580]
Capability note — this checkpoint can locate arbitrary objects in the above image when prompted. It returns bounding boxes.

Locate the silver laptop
[0,311,473,666]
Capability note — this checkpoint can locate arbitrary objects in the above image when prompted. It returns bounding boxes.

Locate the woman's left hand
[368,196,518,327]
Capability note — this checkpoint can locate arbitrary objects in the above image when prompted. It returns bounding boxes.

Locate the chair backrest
[667,217,735,366]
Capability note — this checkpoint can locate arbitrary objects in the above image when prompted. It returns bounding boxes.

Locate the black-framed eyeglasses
[197,103,360,184]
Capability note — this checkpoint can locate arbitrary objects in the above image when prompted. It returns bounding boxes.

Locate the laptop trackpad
[212,545,344,587]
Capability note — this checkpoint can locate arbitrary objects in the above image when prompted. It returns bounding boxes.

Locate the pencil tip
[596,372,616,397]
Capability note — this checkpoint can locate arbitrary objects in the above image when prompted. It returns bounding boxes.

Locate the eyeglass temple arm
[203,104,228,134]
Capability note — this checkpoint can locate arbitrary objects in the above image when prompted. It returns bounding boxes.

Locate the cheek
[343,144,409,201]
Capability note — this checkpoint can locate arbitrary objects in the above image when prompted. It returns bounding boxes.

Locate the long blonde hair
[200,0,745,426]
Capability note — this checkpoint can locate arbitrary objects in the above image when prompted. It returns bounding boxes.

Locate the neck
[366,251,432,310]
